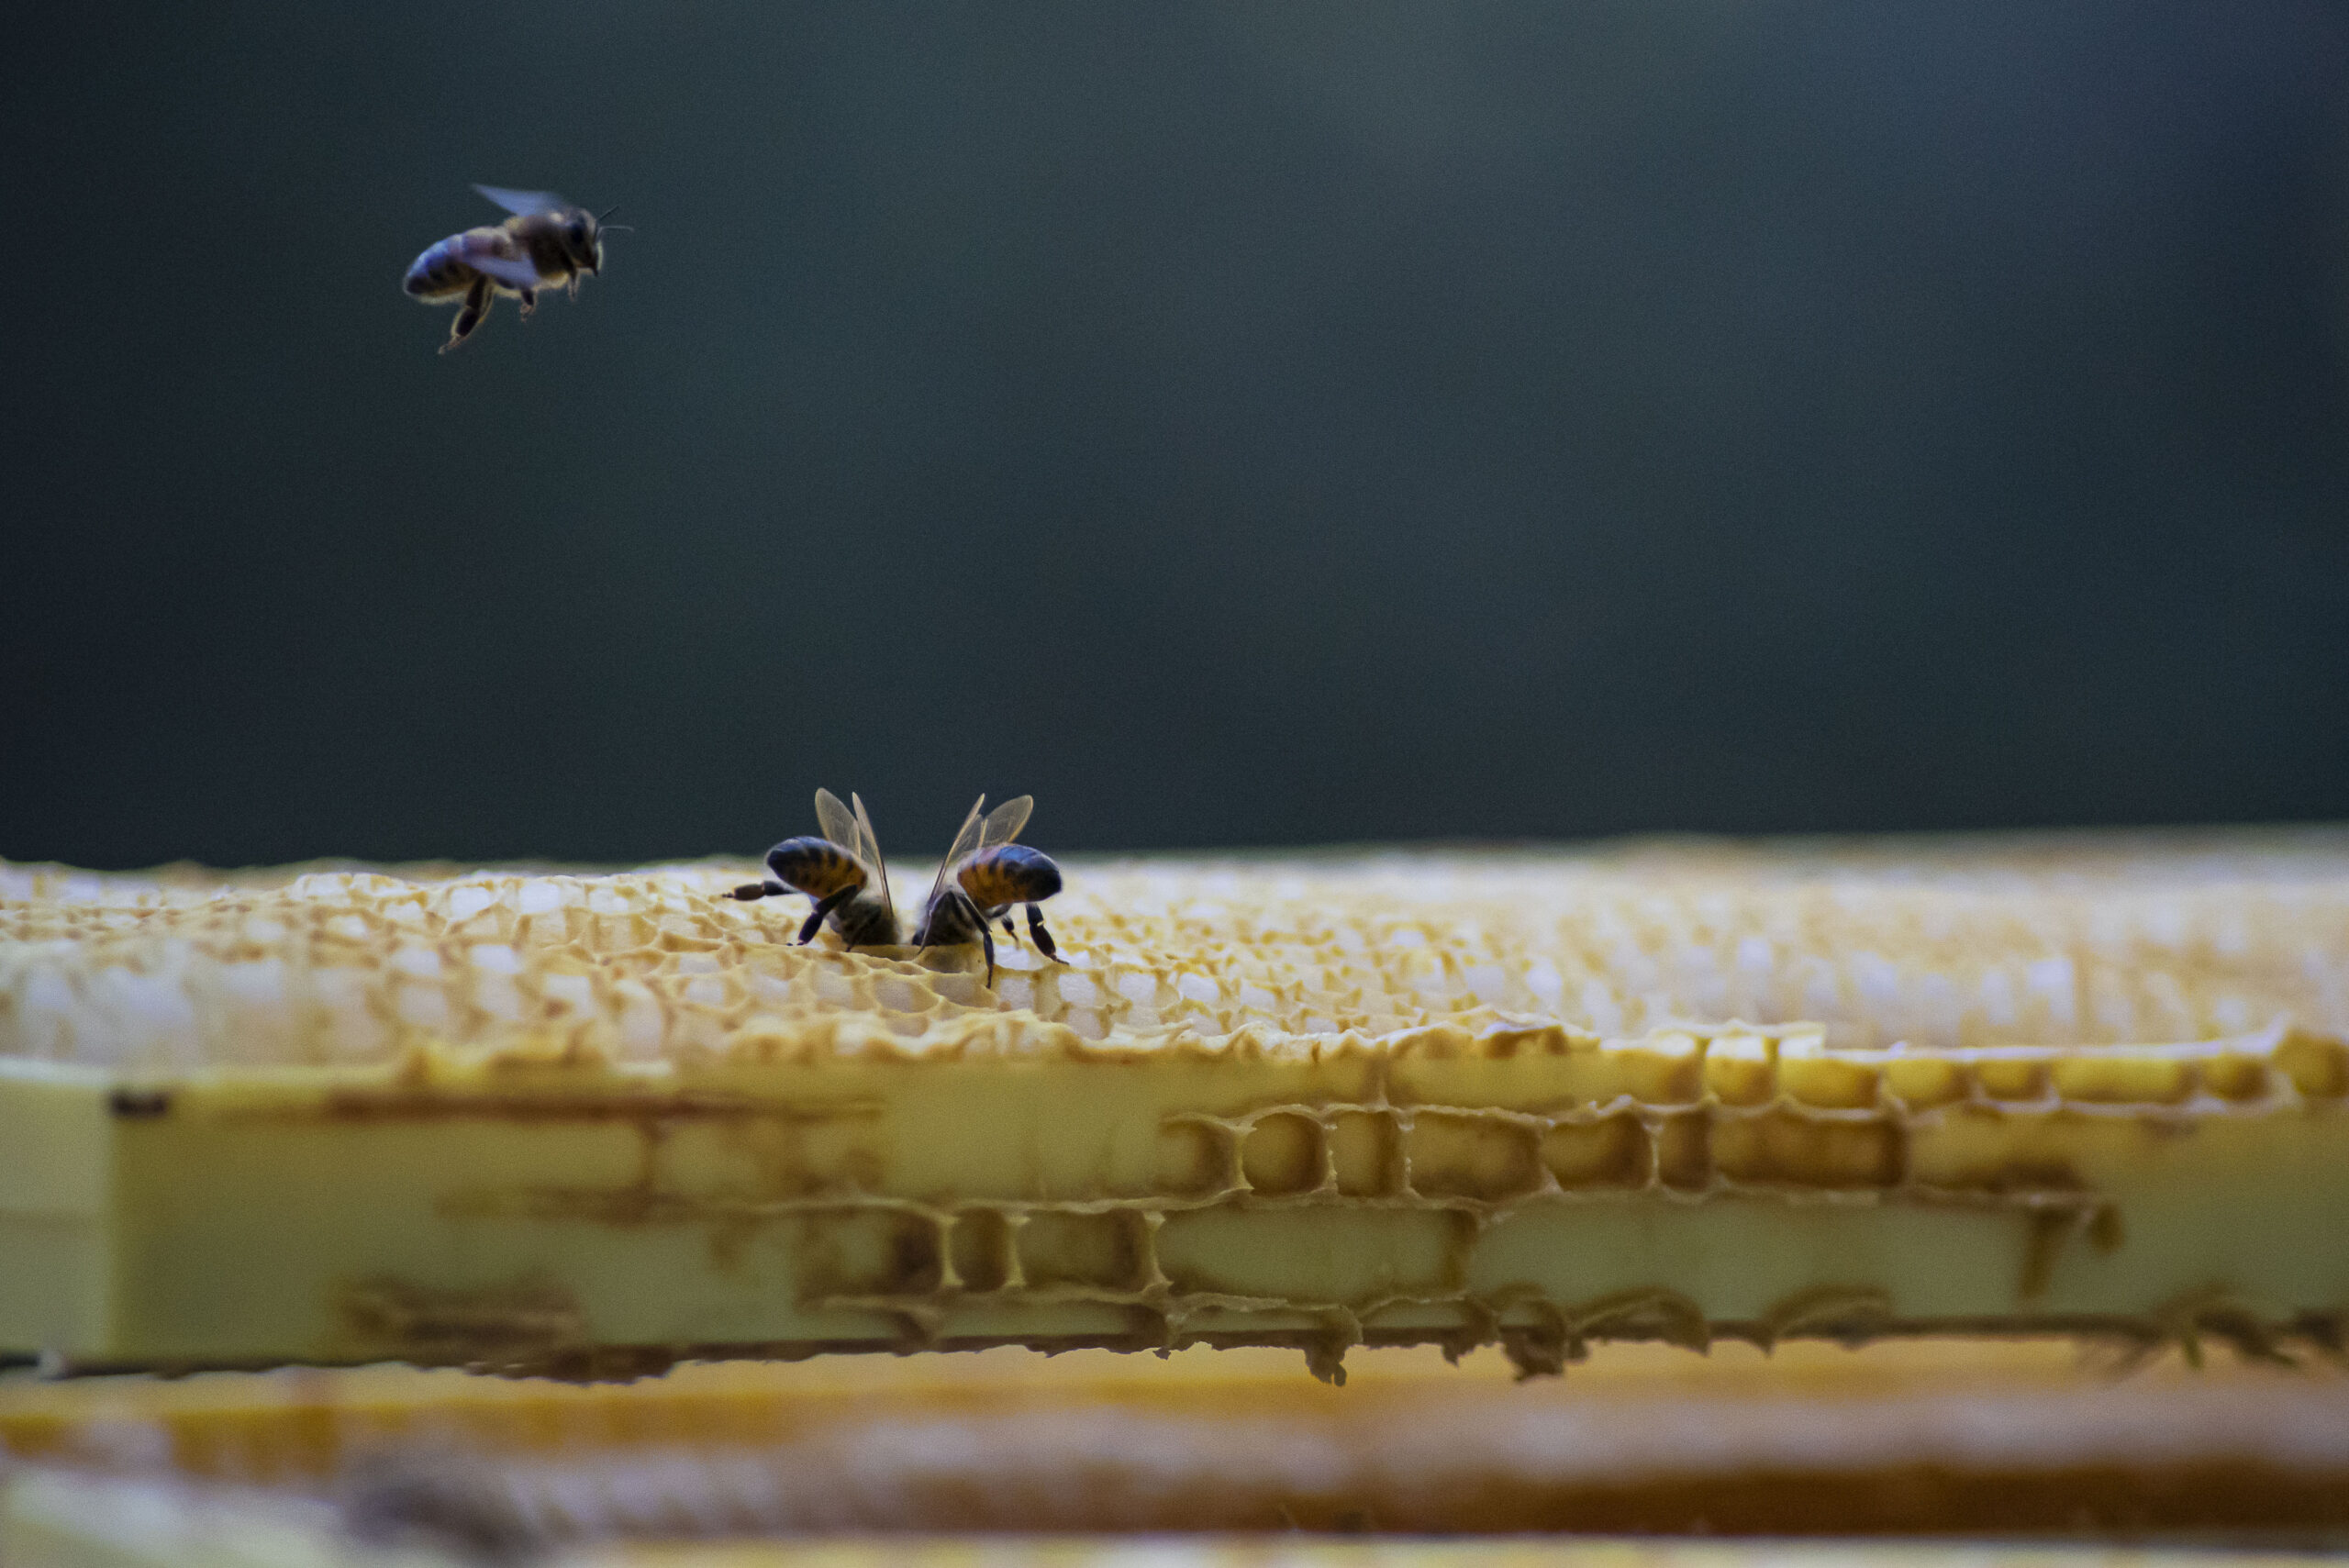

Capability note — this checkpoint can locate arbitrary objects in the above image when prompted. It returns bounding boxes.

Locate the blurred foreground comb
[2,832,2344,1379]
[6,1342,2348,1546]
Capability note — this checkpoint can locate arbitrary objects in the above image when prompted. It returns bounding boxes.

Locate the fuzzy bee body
[956,844,1063,915]
[404,185,616,353]
[729,791,902,949]
[914,796,1065,984]
[402,228,500,300]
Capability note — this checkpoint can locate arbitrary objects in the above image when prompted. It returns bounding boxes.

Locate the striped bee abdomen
[765,838,866,900]
[959,845,1062,911]
[402,238,473,299]
[404,228,539,298]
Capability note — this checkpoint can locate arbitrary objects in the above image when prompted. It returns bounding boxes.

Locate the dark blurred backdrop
[5,2,2347,865]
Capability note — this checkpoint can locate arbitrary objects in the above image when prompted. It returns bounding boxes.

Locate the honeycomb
[6,831,2349,1070]
[3,833,2345,1379]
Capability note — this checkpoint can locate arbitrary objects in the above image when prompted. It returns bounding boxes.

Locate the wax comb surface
[2,834,2345,1376]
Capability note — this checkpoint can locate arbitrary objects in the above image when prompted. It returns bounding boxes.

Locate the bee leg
[943,887,997,984]
[518,288,538,321]
[440,276,494,353]
[567,273,583,302]
[729,879,789,902]
[798,886,855,944]
[1001,917,1018,939]
[1026,905,1064,963]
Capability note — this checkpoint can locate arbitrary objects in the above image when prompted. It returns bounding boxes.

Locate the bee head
[581,206,631,275]
[562,210,602,273]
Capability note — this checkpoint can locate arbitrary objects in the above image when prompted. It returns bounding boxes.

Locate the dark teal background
[5,3,2347,864]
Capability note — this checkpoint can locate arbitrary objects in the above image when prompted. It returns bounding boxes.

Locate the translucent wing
[852,792,893,920]
[980,795,1033,851]
[926,795,988,912]
[813,788,859,855]
[474,183,570,217]
[464,251,544,289]
[444,230,543,288]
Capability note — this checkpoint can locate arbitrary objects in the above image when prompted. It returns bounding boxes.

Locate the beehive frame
[3,840,2345,1379]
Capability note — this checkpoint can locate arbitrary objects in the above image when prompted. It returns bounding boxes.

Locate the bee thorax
[833,894,903,948]
[915,894,986,948]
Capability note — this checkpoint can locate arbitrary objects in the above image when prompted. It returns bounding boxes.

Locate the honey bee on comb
[913,794,1066,984]
[728,789,902,949]
[403,184,627,353]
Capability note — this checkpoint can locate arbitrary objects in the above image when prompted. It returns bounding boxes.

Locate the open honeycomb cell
[1541,1116,1650,1188]
[1654,1115,1714,1190]
[1712,1112,1904,1189]
[1405,1112,1544,1201]
[2,831,2347,1381]
[1329,1109,1398,1196]
[945,1207,1013,1294]
[1241,1112,1324,1195]
[1017,1210,1147,1293]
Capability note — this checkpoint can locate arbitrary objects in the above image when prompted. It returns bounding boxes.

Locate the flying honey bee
[403,184,623,353]
[727,788,903,948]
[913,794,1065,984]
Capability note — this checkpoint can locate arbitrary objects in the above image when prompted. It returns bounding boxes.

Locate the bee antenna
[598,206,624,223]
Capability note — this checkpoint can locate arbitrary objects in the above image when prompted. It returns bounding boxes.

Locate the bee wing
[926,795,988,913]
[852,792,893,921]
[465,252,544,289]
[813,788,859,857]
[443,230,543,289]
[473,183,570,217]
[980,795,1034,851]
